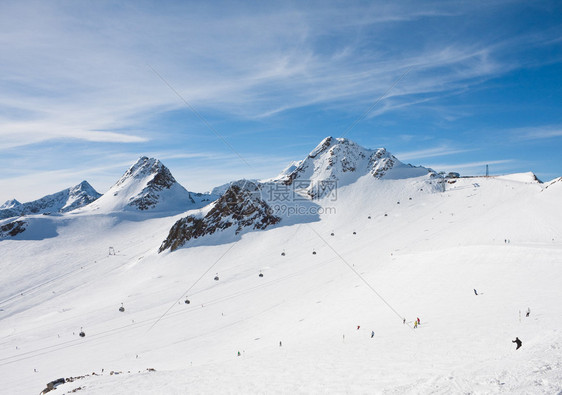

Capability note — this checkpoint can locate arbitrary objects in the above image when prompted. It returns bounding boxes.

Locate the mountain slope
[0,174,561,394]
[1,138,562,394]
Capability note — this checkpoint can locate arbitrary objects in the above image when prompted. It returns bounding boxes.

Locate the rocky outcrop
[159,182,280,252]
[0,220,27,238]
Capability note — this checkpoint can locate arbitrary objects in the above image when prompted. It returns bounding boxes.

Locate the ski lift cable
[0,253,345,366]
[147,64,252,170]
[146,241,239,333]
[0,231,323,345]
[305,224,410,327]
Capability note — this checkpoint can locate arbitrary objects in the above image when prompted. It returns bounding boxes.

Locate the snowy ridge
[494,172,541,183]
[277,137,433,198]
[0,181,101,220]
[83,157,217,213]
[543,176,562,190]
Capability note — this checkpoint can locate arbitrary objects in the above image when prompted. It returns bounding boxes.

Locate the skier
[237,351,241,356]
[403,318,406,325]
[357,325,360,330]
[474,289,478,295]
[512,337,522,350]
[279,341,282,347]
[371,331,374,338]
[526,308,530,317]
[417,317,420,325]
[414,321,418,329]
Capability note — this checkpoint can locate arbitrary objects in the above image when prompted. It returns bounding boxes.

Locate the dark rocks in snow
[159,183,281,252]
[40,378,65,394]
[0,220,27,238]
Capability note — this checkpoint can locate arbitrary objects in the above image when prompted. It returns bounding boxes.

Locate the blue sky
[1,1,561,203]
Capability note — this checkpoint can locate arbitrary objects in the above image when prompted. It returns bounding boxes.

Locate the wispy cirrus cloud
[512,125,562,141]
[0,0,546,147]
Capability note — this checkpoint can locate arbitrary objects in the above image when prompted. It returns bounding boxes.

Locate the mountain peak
[0,199,21,210]
[116,157,170,187]
[85,157,216,213]
[277,137,432,198]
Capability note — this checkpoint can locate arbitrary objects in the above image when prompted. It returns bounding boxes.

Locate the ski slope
[1,174,561,394]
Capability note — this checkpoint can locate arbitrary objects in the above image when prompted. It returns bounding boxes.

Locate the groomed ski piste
[1,166,562,393]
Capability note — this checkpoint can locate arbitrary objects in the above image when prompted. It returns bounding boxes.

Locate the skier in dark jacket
[474,289,478,295]
[512,337,522,350]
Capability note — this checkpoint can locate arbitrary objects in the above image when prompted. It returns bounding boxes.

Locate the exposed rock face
[0,220,27,238]
[0,181,101,220]
[159,182,280,252]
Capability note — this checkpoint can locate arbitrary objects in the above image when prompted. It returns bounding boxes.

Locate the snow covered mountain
[83,157,217,213]
[0,181,101,220]
[160,138,442,250]
[275,137,434,198]
[160,181,281,252]
[0,199,21,210]
[1,139,562,394]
